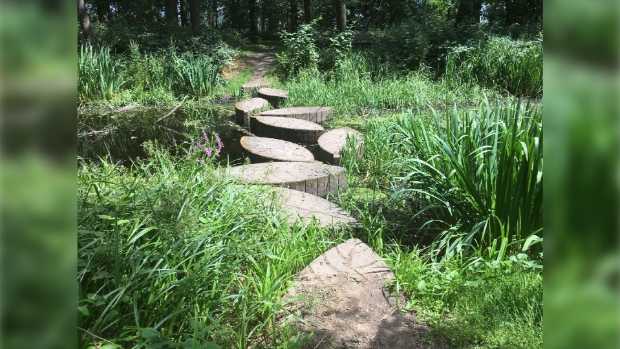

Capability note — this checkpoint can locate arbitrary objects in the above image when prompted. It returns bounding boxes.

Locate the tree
[95,0,111,22]
[180,0,189,26]
[304,0,311,23]
[454,0,482,25]
[189,0,202,29]
[336,0,346,32]
[78,0,97,47]
[290,0,298,32]
[249,0,258,37]
[166,0,179,26]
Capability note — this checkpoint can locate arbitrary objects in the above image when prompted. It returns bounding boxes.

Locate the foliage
[78,143,345,348]
[277,52,495,116]
[275,21,320,79]
[445,36,543,96]
[78,45,125,102]
[393,99,543,256]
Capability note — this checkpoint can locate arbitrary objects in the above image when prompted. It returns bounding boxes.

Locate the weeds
[445,36,543,97]
[78,45,125,102]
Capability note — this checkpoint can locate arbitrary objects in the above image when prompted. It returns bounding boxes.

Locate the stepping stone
[258,187,358,229]
[318,127,364,166]
[235,98,269,125]
[241,82,268,94]
[228,162,346,198]
[258,106,333,124]
[257,87,288,108]
[250,116,325,144]
[240,136,314,163]
[284,238,413,348]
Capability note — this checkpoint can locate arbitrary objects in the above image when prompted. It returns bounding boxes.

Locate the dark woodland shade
[80,0,541,39]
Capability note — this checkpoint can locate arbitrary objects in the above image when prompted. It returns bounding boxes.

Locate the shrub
[276,21,320,79]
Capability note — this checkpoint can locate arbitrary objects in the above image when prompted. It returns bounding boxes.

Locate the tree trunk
[166,0,179,26]
[95,0,110,22]
[78,0,97,47]
[189,0,201,30]
[303,0,311,23]
[211,0,218,28]
[454,0,482,25]
[336,0,346,32]
[290,0,298,32]
[180,0,188,26]
[249,0,257,37]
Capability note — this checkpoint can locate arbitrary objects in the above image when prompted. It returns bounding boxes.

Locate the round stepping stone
[263,187,358,229]
[250,116,325,144]
[228,162,346,198]
[258,106,333,124]
[257,87,288,108]
[284,239,411,348]
[240,136,314,163]
[235,98,269,125]
[242,81,269,94]
[317,127,364,166]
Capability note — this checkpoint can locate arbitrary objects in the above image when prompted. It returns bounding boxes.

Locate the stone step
[285,239,409,348]
[235,98,269,125]
[257,87,288,108]
[240,136,314,163]
[258,106,333,124]
[241,82,268,94]
[317,127,364,166]
[228,162,346,198]
[250,116,325,144]
[257,187,358,229]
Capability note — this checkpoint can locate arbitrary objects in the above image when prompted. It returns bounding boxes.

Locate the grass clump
[77,143,347,348]
[445,36,543,97]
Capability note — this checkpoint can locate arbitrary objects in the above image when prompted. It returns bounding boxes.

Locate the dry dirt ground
[282,239,451,349]
[223,47,276,87]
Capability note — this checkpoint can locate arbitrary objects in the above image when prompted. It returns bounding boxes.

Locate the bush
[275,21,320,79]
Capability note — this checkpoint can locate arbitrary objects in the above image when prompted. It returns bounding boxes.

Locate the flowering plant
[173,131,224,166]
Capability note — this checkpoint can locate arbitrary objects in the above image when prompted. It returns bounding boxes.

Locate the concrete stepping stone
[284,239,416,348]
[257,87,288,108]
[318,127,364,166]
[250,116,325,144]
[240,136,314,163]
[260,187,358,229]
[228,162,346,198]
[235,98,269,125]
[258,106,333,124]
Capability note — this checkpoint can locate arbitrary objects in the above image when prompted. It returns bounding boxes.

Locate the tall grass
[278,54,494,116]
[393,99,543,257]
[78,45,125,102]
[77,144,347,348]
[445,36,543,97]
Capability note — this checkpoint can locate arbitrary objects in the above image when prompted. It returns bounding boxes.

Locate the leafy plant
[78,45,125,102]
[276,21,320,79]
[394,99,543,257]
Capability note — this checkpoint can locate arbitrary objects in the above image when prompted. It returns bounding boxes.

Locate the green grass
[78,144,348,348]
[445,36,543,97]
[274,54,497,117]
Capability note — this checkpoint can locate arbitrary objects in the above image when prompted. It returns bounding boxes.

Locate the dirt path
[242,47,277,91]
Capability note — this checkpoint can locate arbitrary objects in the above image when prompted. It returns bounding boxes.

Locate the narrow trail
[230,48,448,349]
[242,47,277,92]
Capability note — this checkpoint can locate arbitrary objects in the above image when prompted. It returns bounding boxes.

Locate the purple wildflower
[200,158,205,165]
[196,141,201,149]
[203,131,209,141]
[205,147,213,157]
[216,135,223,152]
[172,137,177,144]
